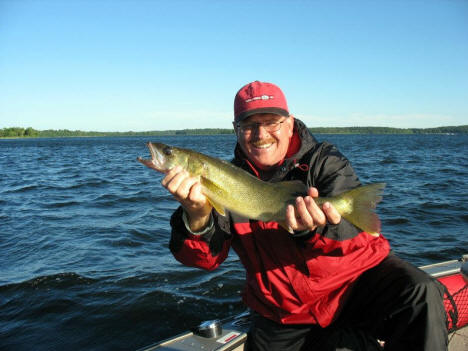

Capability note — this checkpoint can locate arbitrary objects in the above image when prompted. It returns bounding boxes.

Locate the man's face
[235,113,294,170]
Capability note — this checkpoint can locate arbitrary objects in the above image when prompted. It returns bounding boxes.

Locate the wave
[2,183,43,194]
[379,156,398,165]
[384,217,410,225]
[45,200,82,208]
[0,272,97,292]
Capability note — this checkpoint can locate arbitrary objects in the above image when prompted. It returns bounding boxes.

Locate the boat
[138,255,468,351]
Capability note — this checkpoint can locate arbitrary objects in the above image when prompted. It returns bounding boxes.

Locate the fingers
[161,166,184,190]
[297,195,326,230]
[286,198,320,232]
[307,187,319,198]
[286,204,299,230]
[161,167,213,228]
[323,202,341,225]
[161,167,204,206]
[286,187,341,232]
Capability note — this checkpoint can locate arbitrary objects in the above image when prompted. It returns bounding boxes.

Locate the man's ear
[287,115,295,137]
[232,121,239,136]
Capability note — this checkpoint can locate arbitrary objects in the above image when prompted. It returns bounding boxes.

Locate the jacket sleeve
[169,206,232,271]
[306,142,364,240]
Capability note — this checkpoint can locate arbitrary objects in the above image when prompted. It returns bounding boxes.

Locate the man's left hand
[285,187,341,232]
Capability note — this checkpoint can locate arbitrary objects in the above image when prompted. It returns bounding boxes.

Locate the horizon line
[1,124,467,133]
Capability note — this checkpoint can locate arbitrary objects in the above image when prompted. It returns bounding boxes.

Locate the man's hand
[161,166,212,232]
[285,187,341,232]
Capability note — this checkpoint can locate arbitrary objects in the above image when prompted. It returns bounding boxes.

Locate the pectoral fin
[200,176,227,216]
[207,197,226,216]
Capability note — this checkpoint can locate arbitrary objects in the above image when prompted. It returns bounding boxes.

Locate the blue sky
[1,0,467,131]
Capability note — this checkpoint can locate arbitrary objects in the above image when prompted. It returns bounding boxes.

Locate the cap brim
[235,108,289,122]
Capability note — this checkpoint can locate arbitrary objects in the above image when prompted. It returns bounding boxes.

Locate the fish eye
[163,146,173,156]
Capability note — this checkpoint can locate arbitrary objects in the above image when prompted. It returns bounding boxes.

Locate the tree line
[1,125,467,138]
[0,127,235,138]
[308,125,468,134]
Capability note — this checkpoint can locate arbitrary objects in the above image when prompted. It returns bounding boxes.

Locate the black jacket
[169,118,390,326]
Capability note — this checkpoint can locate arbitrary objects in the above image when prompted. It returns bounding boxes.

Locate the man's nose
[252,124,269,138]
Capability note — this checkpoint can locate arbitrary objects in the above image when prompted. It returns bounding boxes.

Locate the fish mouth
[137,142,167,172]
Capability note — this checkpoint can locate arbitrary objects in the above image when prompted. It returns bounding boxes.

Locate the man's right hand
[161,166,213,232]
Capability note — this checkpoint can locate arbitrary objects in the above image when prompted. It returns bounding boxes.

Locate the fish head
[148,142,190,172]
[138,142,190,173]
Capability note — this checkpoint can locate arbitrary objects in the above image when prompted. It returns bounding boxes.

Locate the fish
[137,142,385,235]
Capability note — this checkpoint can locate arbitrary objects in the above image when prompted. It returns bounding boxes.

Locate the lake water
[1,134,467,350]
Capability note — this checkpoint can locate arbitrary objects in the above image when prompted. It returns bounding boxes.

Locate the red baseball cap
[234,81,289,122]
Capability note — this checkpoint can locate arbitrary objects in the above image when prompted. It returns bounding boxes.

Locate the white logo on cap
[245,95,274,103]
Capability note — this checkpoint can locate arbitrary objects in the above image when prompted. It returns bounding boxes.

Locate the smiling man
[233,81,295,172]
[162,81,447,350]
[235,113,293,170]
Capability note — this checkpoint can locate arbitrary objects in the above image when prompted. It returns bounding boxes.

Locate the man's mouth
[251,140,275,149]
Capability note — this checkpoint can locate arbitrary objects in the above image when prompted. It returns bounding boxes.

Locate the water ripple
[0,134,466,350]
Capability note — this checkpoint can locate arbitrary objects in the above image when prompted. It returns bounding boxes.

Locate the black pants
[246,254,448,351]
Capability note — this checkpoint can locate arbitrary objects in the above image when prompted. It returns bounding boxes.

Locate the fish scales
[183,149,298,221]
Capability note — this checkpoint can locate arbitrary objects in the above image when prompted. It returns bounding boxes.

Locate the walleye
[138,142,385,235]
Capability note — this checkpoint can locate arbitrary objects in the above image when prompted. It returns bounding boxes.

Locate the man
[163,81,447,350]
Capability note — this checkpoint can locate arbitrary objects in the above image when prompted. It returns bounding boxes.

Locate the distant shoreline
[1,125,467,138]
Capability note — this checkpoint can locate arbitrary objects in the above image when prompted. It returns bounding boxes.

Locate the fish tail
[342,183,386,235]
